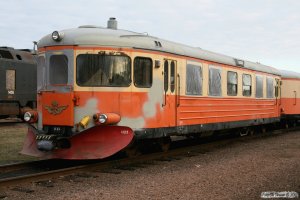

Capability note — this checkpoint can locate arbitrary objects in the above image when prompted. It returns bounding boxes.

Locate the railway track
[0,159,103,188]
[0,118,22,124]
[0,126,298,188]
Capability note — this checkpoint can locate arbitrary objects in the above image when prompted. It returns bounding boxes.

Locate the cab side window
[134,57,153,88]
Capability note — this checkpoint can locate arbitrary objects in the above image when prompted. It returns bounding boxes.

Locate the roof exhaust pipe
[107,17,118,29]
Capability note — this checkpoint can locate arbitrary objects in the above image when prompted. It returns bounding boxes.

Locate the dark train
[21,18,300,159]
[0,47,37,119]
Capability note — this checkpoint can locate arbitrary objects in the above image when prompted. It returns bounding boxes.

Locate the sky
[0,0,299,73]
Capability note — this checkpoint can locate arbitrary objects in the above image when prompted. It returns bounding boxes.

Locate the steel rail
[0,126,298,188]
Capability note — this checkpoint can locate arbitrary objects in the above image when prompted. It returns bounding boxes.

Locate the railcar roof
[280,70,300,79]
[38,26,281,76]
[0,47,36,64]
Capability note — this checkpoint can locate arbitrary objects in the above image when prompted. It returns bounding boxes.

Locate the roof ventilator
[154,41,162,48]
[234,59,244,67]
[107,17,118,29]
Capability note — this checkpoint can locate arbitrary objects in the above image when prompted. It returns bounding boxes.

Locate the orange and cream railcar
[280,70,300,121]
[22,18,282,159]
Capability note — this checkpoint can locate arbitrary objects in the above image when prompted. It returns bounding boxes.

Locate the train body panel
[0,47,37,118]
[280,70,300,118]
[21,18,297,159]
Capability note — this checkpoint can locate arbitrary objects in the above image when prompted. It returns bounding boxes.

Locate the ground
[0,124,299,200]
[0,122,36,165]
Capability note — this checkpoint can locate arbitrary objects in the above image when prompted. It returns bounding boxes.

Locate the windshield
[37,55,46,90]
[76,54,131,87]
[49,55,68,85]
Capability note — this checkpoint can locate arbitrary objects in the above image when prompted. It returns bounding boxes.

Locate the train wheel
[261,126,267,134]
[238,128,252,137]
[159,137,171,152]
[124,141,141,158]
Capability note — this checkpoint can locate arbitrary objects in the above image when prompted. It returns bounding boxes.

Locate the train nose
[40,92,74,126]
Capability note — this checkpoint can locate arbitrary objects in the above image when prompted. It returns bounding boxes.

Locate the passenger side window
[186,64,202,95]
[227,71,237,96]
[256,75,263,98]
[242,74,252,97]
[267,77,274,98]
[209,67,222,96]
[134,57,153,88]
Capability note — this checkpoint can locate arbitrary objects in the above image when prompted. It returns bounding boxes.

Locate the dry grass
[0,123,37,165]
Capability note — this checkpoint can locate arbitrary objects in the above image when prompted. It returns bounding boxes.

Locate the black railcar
[0,47,37,119]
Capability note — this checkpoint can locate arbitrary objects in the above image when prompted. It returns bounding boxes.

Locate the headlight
[52,31,64,41]
[93,113,120,125]
[23,111,38,123]
[24,112,32,122]
[98,114,108,124]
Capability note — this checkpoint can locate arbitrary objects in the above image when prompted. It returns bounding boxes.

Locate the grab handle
[177,74,180,107]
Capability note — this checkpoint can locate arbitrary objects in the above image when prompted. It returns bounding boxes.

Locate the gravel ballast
[1,131,299,200]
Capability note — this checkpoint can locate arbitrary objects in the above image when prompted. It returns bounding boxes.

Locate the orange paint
[70,91,280,129]
[281,98,300,115]
[177,96,280,125]
[40,92,74,126]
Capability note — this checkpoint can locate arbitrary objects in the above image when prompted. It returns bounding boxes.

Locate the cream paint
[119,78,163,128]
[118,117,145,129]
[182,61,279,99]
[74,98,99,131]
[281,79,300,98]
[143,78,164,118]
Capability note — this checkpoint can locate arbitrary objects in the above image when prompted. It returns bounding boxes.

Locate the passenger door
[162,59,177,127]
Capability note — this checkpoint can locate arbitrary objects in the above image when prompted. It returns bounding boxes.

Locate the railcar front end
[22,47,138,159]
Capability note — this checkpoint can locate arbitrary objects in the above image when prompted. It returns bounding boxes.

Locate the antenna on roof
[33,41,38,54]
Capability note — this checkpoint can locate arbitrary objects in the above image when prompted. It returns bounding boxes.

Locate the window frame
[49,54,69,85]
[170,61,176,93]
[255,75,264,98]
[227,71,238,96]
[164,60,169,92]
[242,74,252,97]
[208,66,222,97]
[266,76,274,98]
[185,63,203,96]
[76,54,132,87]
[37,55,46,90]
[133,56,153,88]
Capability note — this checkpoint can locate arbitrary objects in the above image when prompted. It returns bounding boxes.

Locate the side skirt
[134,117,280,140]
